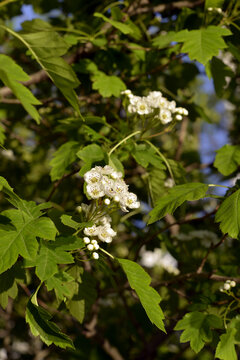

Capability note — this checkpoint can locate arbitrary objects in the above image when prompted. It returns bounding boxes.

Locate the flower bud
[83,237,90,244]
[92,252,99,259]
[87,244,94,251]
[104,198,111,205]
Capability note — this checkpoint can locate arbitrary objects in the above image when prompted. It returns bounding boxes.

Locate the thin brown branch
[46,166,80,202]
[196,234,227,274]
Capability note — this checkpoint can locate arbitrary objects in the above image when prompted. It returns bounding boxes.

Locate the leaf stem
[99,247,115,259]
[208,184,230,189]
[108,130,141,157]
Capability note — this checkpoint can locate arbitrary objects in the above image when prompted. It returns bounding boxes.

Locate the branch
[128,0,204,16]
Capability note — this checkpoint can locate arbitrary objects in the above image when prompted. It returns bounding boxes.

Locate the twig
[196,234,227,274]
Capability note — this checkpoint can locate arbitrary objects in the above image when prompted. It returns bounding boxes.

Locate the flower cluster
[121,90,188,124]
[84,165,140,212]
[220,279,236,292]
[81,165,140,259]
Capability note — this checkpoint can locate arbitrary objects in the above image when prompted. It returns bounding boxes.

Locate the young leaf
[118,258,165,332]
[153,31,178,49]
[94,12,134,35]
[50,141,79,181]
[148,183,209,224]
[132,144,166,169]
[215,189,240,238]
[215,328,237,360]
[92,71,126,97]
[214,144,240,176]
[0,54,41,123]
[2,19,81,115]
[61,215,92,231]
[26,290,74,349]
[175,312,223,353]
[174,26,232,65]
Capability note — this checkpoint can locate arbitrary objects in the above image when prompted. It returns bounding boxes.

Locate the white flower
[91,239,98,245]
[83,237,90,244]
[128,104,136,113]
[84,225,99,236]
[104,183,117,198]
[159,98,169,109]
[98,215,112,225]
[159,109,172,124]
[136,99,152,115]
[121,89,132,95]
[84,169,102,184]
[86,184,105,199]
[102,165,114,175]
[93,243,99,250]
[114,179,128,195]
[122,192,140,209]
[168,100,176,112]
[104,198,111,205]
[223,283,231,290]
[98,225,116,243]
[176,114,183,121]
[164,178,175,188]
[87,244,94,251]
[92,252,99,259]
[129,95,141,106]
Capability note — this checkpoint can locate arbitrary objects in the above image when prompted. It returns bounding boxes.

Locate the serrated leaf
[175,312,223,353]
[118,258,165,332]
[65,265,97,323]
[214,145,240,176]
[174,26,232,65]
[26,290,74,349]
[148,183,209,224]
[35,239,75,281]
[0,54,41,123]
[92,71,126,97]
[148,167,166,206]
[46,270,74,300]
[94,12,133,35]
[2,19,81,115]
[215,328,237,360]
[215,189,240,238]
[50,141,79,181]
[0,196,57,274]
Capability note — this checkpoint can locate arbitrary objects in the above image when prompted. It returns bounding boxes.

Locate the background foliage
[0,0,240,359]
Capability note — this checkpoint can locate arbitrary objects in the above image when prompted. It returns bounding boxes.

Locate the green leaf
[92,71,126,97]
[108,154,124,175]
[61,215,92,231]
[77,143,105,163]
[148,183,209,224]
[132,144,166,169]
[65,265,97,323]
[35,239,76,281]
[0,198,57,274]
[94,12,133,35]
[215,189,240,238]
[46,270,74,300]
[211,57,234,97]
[0,262,25,309]
[0,123,6,146]
[215,328,237,360]
[2,19,80,115]
[118,258,165,332]
[214,145,240,176]
[152,31,178,49]
[0,54,41,123]
[147,167,166,206]
[175,312,223,353]
[50,141,79,181]
[26,290,74,349]
[174,26,232,65]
